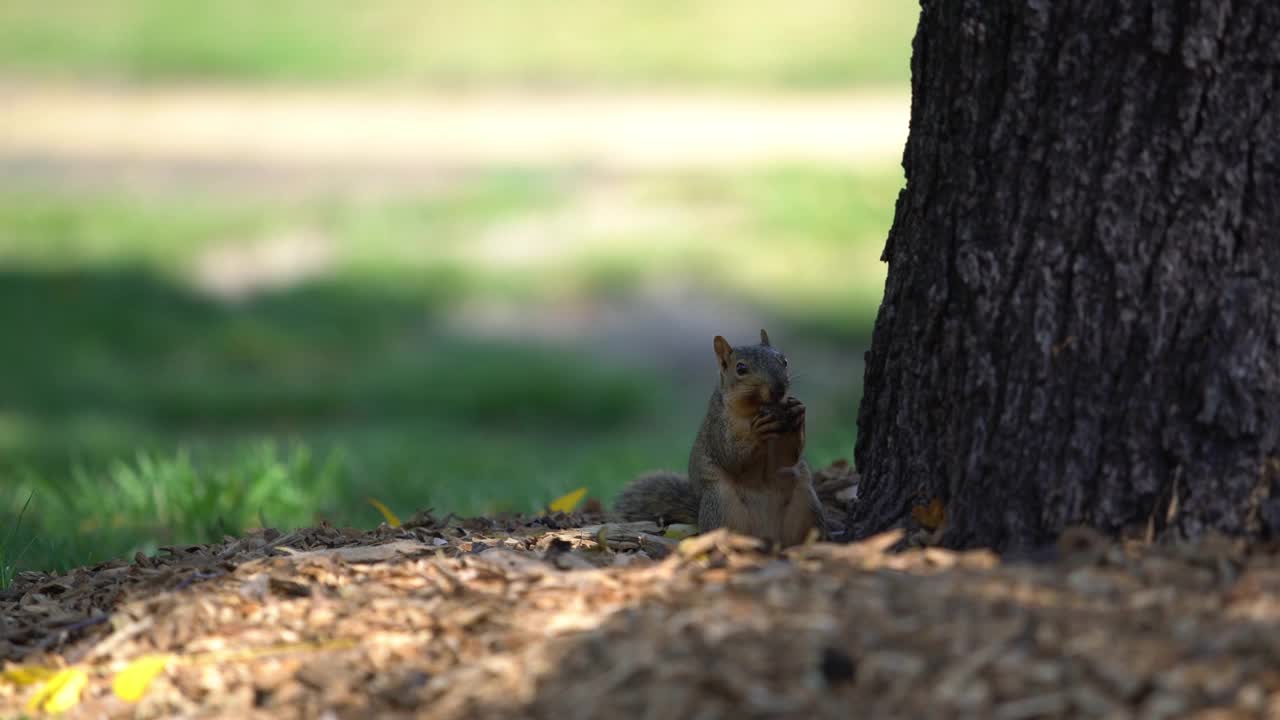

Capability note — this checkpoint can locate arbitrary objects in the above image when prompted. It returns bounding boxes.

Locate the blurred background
[0,0,914,573]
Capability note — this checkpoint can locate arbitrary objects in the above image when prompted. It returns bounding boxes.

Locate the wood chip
[3,465,1280,718]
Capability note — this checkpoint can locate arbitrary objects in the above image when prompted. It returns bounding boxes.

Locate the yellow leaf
[112,654,171,702]
[367,497,401,528]
[26,667,88,714]
[911,497,946,531]
[661,524,697,540]
[2,665,59,686]
[548,487,587,514]
[804,526,821,545]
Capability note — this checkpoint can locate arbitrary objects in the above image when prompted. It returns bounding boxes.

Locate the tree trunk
[852,0,1280,551]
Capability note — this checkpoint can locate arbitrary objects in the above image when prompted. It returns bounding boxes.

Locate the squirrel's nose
[769,382,787,402]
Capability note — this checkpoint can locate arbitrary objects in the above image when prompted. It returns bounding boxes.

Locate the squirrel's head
[713,329,790,406]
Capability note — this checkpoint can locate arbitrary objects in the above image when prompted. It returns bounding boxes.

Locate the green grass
[0,0,916,89]
[0,166,899,337]
[1,493,34,588]
[0,165,899,574]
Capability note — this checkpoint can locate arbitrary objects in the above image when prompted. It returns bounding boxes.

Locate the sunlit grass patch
[0,0,915,89]
[5,444,344,571]
[0,165,901,329]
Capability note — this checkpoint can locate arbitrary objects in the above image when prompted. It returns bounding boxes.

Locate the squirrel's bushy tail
[613,471,699,525]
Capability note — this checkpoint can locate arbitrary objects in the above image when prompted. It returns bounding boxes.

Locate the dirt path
[2,84,908,193]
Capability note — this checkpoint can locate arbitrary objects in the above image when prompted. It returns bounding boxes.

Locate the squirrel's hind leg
[779,462,828,545]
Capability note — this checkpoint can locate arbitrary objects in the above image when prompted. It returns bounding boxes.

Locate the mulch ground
[4,462,1280,719]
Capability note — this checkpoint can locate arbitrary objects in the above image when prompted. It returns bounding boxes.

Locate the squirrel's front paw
[780,398,805,431]
[776,464,801,482]
[755,398,806,438]
[751,409,788,438]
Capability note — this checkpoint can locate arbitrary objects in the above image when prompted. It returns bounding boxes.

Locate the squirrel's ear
[759,328,771,346]
[713,335,732,370]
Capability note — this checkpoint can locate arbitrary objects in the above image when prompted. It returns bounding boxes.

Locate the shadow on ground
[3,514,1279,718]
[0,266,868,573]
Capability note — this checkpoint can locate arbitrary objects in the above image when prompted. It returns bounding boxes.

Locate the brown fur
[613,331,828,546]
[707,460,824,547]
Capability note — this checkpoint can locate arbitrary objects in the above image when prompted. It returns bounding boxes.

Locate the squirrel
[614,329,829,547]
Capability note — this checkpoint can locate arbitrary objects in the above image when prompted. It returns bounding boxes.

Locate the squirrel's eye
[781,356,788,367]
[735,361,749,376]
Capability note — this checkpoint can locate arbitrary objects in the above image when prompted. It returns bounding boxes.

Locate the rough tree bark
[852,0,1280,551]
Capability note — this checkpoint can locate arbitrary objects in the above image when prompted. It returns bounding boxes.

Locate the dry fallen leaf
[911,498,946,531]
[662,524,698,540]
[548,487,588,514]
[2,665,59,686]
[189,638,358,666]
[26,667,88,714]
[367,498,402,528]
[113,654,171,702]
